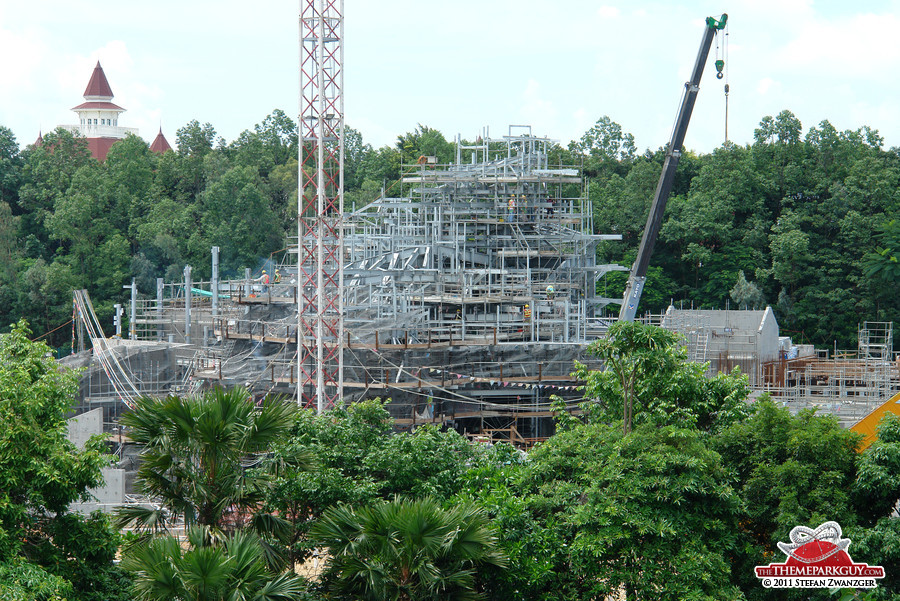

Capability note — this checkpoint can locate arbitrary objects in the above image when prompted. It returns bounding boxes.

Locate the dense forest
[0,108,897,350]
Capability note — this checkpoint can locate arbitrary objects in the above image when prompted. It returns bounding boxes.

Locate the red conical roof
[150,128,172,153]
[83,61,114,98]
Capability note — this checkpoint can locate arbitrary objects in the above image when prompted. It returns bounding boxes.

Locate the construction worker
[274,269,281,284]
[546,284,554,300]
[257,270,269,293]
[524,304,531,320]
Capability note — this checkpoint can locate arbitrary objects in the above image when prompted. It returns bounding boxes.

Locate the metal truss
[299,0,344,411]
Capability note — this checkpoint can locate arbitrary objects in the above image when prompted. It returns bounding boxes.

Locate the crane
[618,14,728,322]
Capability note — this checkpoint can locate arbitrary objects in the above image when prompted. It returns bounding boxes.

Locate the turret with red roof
[60,61,172,160]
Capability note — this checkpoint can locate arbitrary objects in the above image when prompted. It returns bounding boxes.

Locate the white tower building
[65,62,138,160]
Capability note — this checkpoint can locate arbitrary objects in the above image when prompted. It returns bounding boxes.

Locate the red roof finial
[83,61,114,99]
[150,127,173,154]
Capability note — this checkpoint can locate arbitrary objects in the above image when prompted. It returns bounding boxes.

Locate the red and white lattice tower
[298,0,344,411]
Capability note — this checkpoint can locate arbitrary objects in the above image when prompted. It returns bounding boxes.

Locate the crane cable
[716,23,730,144]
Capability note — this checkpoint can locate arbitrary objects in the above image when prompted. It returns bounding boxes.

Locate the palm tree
[121,526,306,601]
[116,387,311,544]
[310,496,507,601]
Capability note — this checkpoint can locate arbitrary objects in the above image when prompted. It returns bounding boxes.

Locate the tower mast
[299,0,344,411]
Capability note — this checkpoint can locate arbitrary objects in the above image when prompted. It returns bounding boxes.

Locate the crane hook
[715,59,725,79]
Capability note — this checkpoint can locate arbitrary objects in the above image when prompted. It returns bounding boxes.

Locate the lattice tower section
[299,0,344,411]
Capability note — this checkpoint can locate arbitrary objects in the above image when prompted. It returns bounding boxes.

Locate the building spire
[150,126,173,154]
[83,61,114,99]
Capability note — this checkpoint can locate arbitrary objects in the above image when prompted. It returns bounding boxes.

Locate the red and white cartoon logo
[755,521,884,589]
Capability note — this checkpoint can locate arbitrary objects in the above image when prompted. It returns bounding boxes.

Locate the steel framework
[299,0,344,411]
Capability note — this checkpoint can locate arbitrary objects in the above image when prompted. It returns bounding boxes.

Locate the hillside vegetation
[0,110,896,349]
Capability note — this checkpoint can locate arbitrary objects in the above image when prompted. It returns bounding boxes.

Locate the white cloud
[782,12,900,77]
[756,77,779,95]
[597,5,620,19]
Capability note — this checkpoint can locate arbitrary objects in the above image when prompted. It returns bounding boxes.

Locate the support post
[184,265,192,344]
[122,279,137,340]
[114,303,122,337]
[211,246,220,318]
[156,278,164,341]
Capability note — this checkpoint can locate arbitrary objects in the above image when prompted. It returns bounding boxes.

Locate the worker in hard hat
[524,304,531,320]
[256,269,270,293]
[546,285,554,300]
[274,269,281,284]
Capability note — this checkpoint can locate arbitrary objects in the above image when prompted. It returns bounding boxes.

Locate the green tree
[661,144,769,305]
[0,126,21,209]
[847,517,900,601]
[357,145,402,191]
[590,157,658,256]
[854,412,900,525]
[0,320,127,600]
[578,321,681,434]
[133,197,193,281]
[104,133,155,239]
[197,165,282,274]
[753,110,806,196]
[116,387,304,538]
[712,400,862,600]
[0,201,20,329]
[265,157,298,232]
[517,421,742,601]
[17,128,95,262]
[449,443,551,600]
[863,219,900,288]
[730,270,765,310]
[343,125,373,191]
[768,211,811,296]
[176,120,217,200]
[121,527,305,601]
[396,124,454,166]
[569,115,636,180]
[575,321,750,434]
[311,496,507,601]
[0,558,73,601]
[264,399,480,569]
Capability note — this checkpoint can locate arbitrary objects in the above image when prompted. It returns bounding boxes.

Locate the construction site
[70,126,628,446]
[65,4,899,451]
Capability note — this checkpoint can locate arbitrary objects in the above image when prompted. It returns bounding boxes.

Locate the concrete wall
[662,307,781,385]
[66,408,125,514]
[757,306,780,363]
[66,407,103,449]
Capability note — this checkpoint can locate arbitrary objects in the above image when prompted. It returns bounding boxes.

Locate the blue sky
[2,0,900,154]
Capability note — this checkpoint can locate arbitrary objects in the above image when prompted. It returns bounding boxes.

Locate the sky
[2,0,900,155]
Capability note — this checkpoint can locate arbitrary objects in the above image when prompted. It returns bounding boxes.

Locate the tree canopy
[1,107,898,349]
[0,320,128,600]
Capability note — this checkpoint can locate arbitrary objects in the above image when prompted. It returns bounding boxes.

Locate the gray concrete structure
[66,408,125,514]
[661,306,779,385]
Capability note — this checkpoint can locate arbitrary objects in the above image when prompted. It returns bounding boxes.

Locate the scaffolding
[70,127,624,445]
[287,126,624,439]
[71,125,898,442]
[755,322,899,427]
